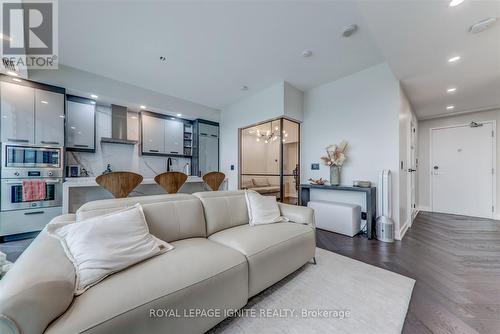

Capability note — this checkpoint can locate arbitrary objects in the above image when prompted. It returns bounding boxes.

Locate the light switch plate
[311,163,320,170]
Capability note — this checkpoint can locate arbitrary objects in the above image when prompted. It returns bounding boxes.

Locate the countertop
[64,176,208,187]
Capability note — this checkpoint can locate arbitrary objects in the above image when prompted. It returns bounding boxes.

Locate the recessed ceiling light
[302,49,313,57]
[342,24,358,38]
[240,85,249,91]
[446,105,455,110]
[12,78,22,82]
[176,113,182,117]
[449,0,465,7]
[59,115,65,118]
[448,56,461,63]
[447,87,457,93]
[90,94,98,99]
[470,17,498,34]
[140,105,146,109]
[41,100,48,104]
[6,71,18,77]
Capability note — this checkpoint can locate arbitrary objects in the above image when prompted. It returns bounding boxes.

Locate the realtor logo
[1,0,58,69]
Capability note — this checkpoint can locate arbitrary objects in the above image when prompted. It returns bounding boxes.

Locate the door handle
[24,211,45,215]
[8,138,29,143]
[408,169,416,172]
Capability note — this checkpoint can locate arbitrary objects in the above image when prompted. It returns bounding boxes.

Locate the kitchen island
[62,176,228,213]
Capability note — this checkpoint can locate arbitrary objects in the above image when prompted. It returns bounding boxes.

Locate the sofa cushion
[45,238,248,334]
[0,227,75,334]
[252,178,270,187]
[76,194,206,243]
[48,204,174,295]
[193,191,249,236]
[209,222,315,296]
[245,190,285,226]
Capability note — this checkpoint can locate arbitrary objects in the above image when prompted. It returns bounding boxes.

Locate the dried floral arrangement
[321,141,348,167]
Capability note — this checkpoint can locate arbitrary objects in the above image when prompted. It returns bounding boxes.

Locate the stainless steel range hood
[100,104,138,145]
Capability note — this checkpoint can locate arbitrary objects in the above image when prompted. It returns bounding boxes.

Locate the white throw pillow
[47,203,173,295]
[252,178,270,187]
[245,190,288,226]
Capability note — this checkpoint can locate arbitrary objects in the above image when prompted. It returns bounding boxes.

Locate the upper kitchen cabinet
[0,76,65,146]
[66,95,96,152]
[0,81,35,144]
[35,89,65,146]
[164,118,184,155]
[141,113,165,154]
[141,111,192,157]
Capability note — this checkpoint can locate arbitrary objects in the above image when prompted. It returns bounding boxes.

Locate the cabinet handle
[170,151,179,154]
[24,211,45,215]
[210,134,218,138]
[7,138,29,143]
[149,149,159,153]
[74,144,89,148]
[200,133,208,136]
[41,141,60,145]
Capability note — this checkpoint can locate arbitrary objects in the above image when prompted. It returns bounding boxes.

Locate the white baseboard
[398,220,410,240]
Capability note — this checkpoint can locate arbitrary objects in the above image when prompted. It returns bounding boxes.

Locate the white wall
[398,86,417,236]
[220,82,286,189]
[66,105,190,178]
[29,65,220,121]
[418,108,500,218]
[302,63,403,238]
[284,82,304,122]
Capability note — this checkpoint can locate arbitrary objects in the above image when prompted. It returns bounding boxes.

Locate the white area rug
[209,248,414,334]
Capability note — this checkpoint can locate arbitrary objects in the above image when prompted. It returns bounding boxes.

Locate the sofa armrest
[278,203,315,229]
[0,221,76,334]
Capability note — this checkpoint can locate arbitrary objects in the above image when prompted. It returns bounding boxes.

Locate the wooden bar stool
[203,172,225,191]
[154,172,188,194]
[95,172,143,198]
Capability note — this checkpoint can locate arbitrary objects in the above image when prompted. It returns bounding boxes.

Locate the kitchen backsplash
[66,105,191,177]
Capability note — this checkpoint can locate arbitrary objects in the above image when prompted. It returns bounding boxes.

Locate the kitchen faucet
[167,157,172,172]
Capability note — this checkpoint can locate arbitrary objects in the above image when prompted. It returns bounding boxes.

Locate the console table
[299,184,377,239]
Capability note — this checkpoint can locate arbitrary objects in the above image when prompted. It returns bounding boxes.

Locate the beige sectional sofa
[0,190,315,334]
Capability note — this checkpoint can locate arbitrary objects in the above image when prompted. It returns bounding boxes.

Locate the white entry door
[431,122,494,218]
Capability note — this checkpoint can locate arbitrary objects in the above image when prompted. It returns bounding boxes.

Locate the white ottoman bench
[307,200,361,237]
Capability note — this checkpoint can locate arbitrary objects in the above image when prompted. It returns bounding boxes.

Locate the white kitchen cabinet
[0,81,35,144]
[199,134,219,175]
[66,98,95,151]
[164,119,184,155]
[197,122,219,175]
[199,122,219,137]
[35,89,65,146]
[142,114,165,154]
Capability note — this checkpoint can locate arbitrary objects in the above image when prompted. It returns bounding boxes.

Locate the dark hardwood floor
[317,211,500,334]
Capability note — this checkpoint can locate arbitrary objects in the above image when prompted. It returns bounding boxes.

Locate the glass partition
[239,118,300,204]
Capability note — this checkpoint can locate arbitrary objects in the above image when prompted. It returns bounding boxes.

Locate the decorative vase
[330,165,340,186]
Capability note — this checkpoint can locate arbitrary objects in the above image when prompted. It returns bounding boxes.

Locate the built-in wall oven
[1,144,63,212]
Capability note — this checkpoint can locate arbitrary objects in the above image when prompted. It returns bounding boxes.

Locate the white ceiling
[58,1,500,118]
